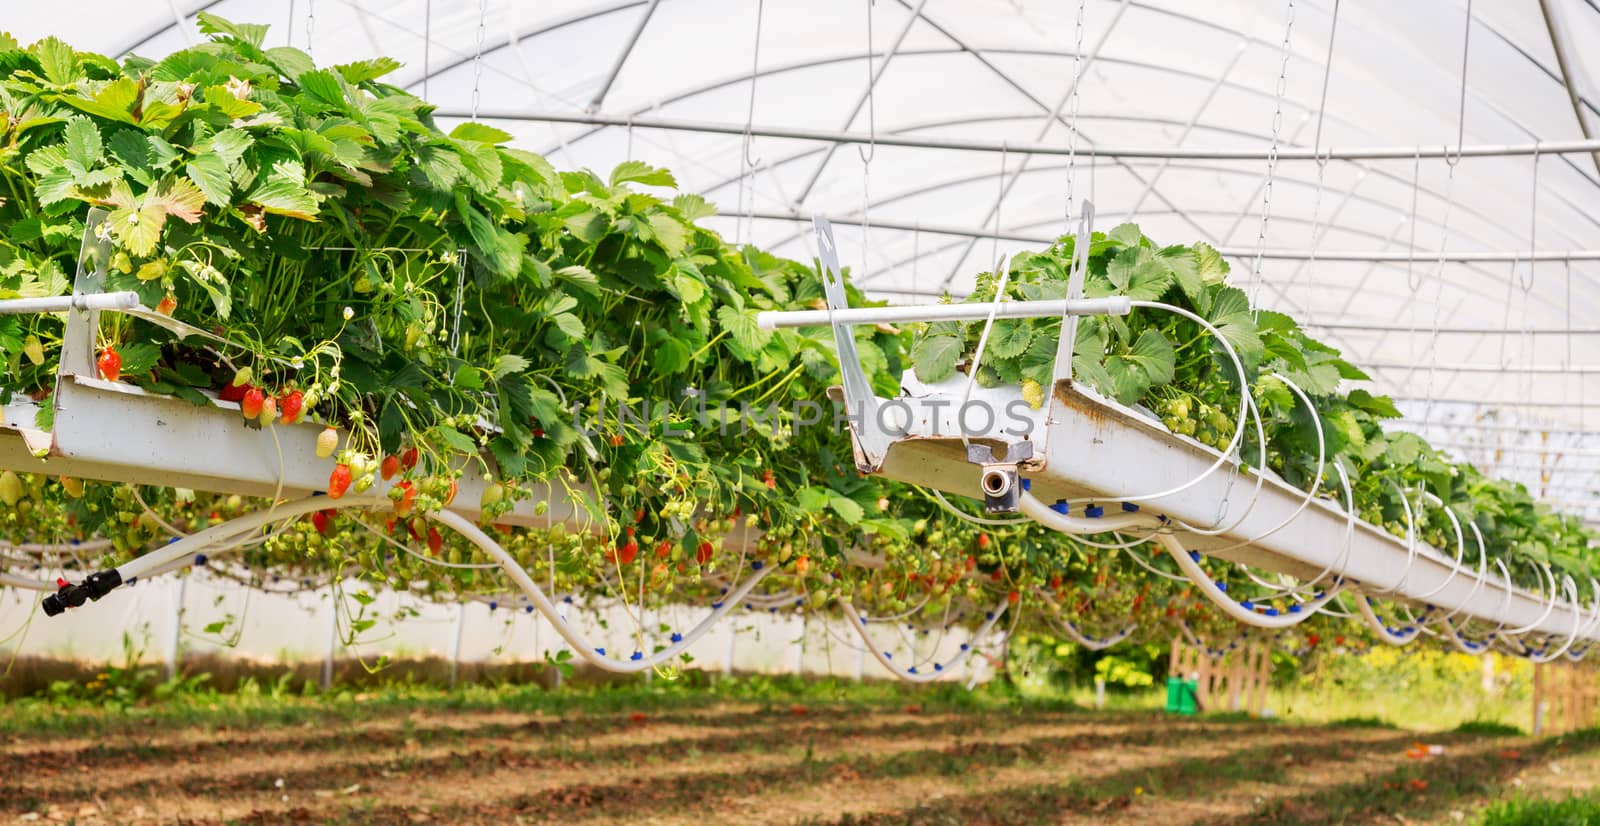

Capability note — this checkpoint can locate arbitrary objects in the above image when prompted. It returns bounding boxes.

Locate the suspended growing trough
[759,214,1600,649]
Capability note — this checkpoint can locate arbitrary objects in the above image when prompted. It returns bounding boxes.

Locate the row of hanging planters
[0,18,1586,653]
[914,231,1595,589]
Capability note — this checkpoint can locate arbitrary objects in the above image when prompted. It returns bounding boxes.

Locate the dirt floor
[2,703,1596,825]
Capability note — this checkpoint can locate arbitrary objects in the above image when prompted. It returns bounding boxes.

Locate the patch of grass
[1456,719,1524,737]
[1201,710,1275,724]
[1480,795,1600,826]
[0,670,1084,741]
[1327,715,1396,729]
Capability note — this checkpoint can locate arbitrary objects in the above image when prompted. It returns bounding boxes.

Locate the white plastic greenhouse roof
[10,0,1600,516]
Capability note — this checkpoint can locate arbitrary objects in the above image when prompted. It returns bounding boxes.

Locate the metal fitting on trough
[966,442,1033,514]
[41,570,123,617]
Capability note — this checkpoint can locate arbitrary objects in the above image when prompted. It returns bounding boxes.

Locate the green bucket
[1177,678,1199,715]
[1165,676,1182,713]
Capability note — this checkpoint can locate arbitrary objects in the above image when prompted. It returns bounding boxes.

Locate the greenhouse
[4,1,1600,822]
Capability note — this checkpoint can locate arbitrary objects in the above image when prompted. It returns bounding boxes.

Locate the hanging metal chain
[1249,0,1296,314]
[306,0,316,59]
[471,0,489,120]
[1064,0,1087,224]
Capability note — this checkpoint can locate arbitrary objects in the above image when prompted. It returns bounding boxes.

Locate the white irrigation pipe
[1353,594,1427,645]
[1158,533,1343,628]
[6,501,332,595]
[1176,618,1247,658]
[1430,521,1490,624]
[1519,576,1587,663]
[1119,542,1192,582]
[1404,492,1468,602]
[1055,617,1137,650]
[1116,301,1266,533]
[429,509,774,674]
[1202,373,1326,552]
[1363,478,1422,596]
[1502,562,1563,636]
[926,487,1033,526]
[839,596,1010,682]
[1036,588,1137,650]
[1018,492,1159,534]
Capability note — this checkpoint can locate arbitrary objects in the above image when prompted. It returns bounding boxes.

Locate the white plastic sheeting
[7,0,1600,511]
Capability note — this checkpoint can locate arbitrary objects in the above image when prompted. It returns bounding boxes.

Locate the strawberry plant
[0,18,1587,657]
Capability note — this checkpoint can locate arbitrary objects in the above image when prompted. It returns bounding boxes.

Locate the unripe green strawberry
[315,427,338,458]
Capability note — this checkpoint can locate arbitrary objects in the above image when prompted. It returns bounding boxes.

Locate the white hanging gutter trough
[758,211,1600,647]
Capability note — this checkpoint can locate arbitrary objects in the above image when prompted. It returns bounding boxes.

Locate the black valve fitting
[41,570,123,617]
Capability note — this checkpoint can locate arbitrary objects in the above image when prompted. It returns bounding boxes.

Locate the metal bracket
[1052,200,1095,385]
[966,441,1033,514]
[813,217,892,470]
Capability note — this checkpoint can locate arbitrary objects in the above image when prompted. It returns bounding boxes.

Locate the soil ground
[3,697,1598,825]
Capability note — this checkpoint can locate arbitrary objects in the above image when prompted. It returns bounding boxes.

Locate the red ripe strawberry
[311,510,332,536]
[393,481,418,516]
[279,390,305,424]
[400,446,419,471]
[96,347,121,382]
[977,534,991,549]
[696,541,714,565]
[762,468,776,489]
[218,382,248,402]
[327,464,353,499]
[990,569,1004,582]
[155,294,178,316]
[240,387,264,420]
[379,455,400,481]
[427,526,443,555]
[655,540,672,559]
[795,556,810,575]
[1007,589,1020,605]
[1307,634,1320,646]
[609,433,625,447]
[965,556,977,571]
[634,508,646,522]
[1050,575,1062,588]
[609,540,639,565]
